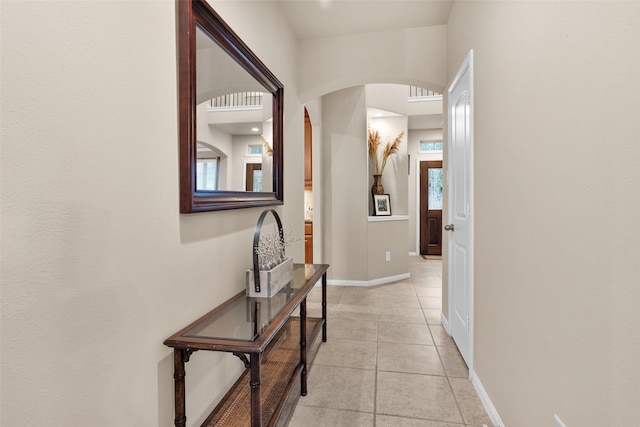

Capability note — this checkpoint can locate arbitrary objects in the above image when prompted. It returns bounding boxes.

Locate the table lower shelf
[202,317,324,427]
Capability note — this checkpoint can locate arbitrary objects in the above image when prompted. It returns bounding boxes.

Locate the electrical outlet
[554,415,567,427]
[385,251,391,262]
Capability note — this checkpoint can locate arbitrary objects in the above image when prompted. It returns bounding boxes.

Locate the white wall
[321,87,369,281]
[298,25,447,102]
[367,219,409,281]
[446,1,640,425]
[0,1,302,425]
[366,84,412,115]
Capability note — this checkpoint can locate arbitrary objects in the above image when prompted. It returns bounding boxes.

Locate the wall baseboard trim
[470,370,505,427]
[327,272,410,287]
[441,313,450,333]
[440,314,502,426]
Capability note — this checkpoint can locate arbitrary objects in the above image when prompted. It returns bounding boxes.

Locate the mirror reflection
[195,26,274,193]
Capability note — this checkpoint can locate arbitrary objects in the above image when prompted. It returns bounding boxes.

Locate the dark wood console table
[164,263,329,427]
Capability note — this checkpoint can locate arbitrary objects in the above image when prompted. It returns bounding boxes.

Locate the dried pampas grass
[368,128,403,175]
[261,135,273,157]
[368,129,382,174]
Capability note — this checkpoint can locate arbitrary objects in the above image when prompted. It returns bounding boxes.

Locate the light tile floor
[289,256,492,427]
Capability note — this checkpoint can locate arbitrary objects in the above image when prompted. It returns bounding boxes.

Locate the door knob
[444,224,455,231]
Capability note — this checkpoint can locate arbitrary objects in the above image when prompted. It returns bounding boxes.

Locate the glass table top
[181,264,325,342]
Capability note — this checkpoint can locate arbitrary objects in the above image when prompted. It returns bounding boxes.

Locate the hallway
[290,256,491,426]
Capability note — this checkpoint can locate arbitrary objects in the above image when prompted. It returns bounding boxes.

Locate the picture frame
[373,194,391,216]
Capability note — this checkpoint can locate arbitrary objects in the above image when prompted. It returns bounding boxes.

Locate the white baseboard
[327,272,410,287]
[441,313,502,426]
[441,312,450,333]
[470,370,505,427]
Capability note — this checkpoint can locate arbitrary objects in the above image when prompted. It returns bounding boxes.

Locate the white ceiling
[277,0,454,40]
[276,1,449,131]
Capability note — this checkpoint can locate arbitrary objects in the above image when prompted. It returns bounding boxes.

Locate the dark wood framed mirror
[177,0,284,213]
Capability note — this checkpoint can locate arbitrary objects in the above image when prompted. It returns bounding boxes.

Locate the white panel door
[447,51,473,368]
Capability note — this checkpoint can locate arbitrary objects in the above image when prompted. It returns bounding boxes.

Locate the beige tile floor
[289,256,492,427]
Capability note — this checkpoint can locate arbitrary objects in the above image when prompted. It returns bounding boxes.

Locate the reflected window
[197,158,220,190]
[248,144,263,155]
[420,141,443,152]
[252,170,262,192]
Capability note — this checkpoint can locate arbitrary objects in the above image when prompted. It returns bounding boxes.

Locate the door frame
[419,160,443,256]
[414,152,442,254]
[446,49,475,373]
[244,162,262,191]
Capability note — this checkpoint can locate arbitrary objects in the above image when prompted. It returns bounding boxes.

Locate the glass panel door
[428,168,443,210]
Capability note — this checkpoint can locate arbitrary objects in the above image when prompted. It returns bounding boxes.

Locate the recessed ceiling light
[375,113,383,117]
[251,127,259,132]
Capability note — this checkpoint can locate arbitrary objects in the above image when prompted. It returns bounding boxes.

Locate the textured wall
[446,1,640,425]
[298,25,448,102]
[0,1,302,425]
[321,87,369,281]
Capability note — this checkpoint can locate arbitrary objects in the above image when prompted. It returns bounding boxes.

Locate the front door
[420,161,443,255]
[245,163,262,191]
[447,51,474,368]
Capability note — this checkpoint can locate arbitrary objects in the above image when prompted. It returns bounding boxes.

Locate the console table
[164,263,329,427]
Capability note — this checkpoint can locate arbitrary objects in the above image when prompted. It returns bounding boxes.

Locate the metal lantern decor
[246,209,294,298]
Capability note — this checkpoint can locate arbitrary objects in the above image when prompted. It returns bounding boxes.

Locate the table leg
[300,298,308,396]
[250,353,262,427]
[322,272,327,342]
[173,349,187,427]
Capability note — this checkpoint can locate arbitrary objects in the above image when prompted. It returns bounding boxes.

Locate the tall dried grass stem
[368,129,381,174]
[261,135,273,157]
[368,129,403,175]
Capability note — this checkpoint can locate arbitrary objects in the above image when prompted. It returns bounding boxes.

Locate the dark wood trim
[300,299,308,396]
[250,353,262,427]
[173,349,187,427]
[199,319,321,427]
[164,264,329,427]
[177,0,284,213]
[420,161,443,256]
[177,0,195,214]
[322,272,327,342]
[304,109,312,188]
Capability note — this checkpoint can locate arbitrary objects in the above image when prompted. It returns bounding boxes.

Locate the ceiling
[276,0,449,131]
[277,0,454,40]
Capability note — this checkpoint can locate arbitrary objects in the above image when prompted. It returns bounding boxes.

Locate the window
[196,158,220,191]
[247,144,263,155]
[428,168,443,210]
[420,141,443,152]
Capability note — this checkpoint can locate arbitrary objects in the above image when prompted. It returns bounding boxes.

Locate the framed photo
[373,194,391,216]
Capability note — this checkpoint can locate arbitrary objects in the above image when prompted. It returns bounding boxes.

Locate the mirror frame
[177,0,284,213]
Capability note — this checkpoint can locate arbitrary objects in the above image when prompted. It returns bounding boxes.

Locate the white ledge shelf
[368,215,409,222]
